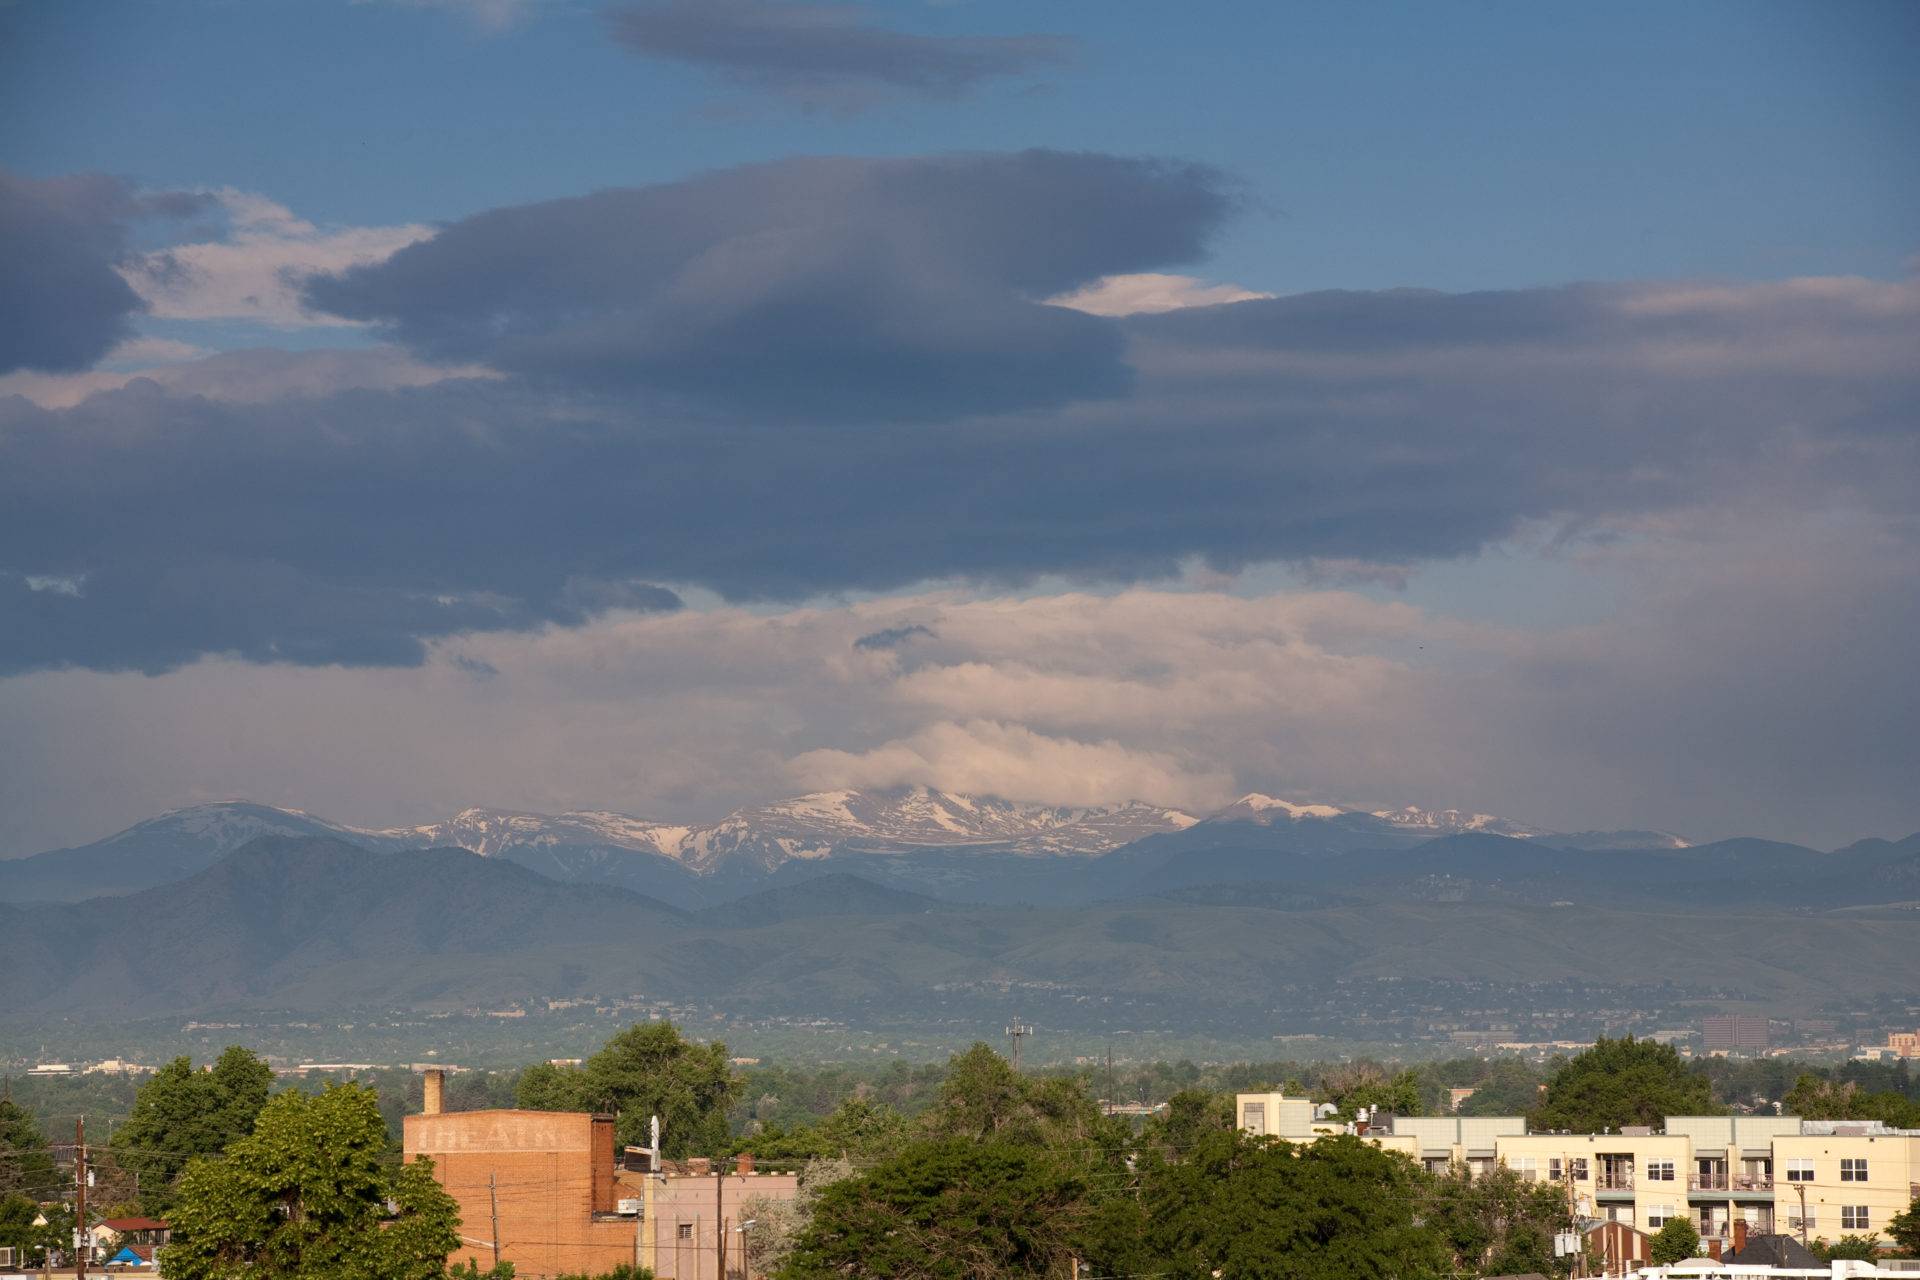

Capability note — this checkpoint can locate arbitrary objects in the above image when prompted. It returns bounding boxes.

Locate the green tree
[1425,1163,1576,1278]
[1649,1218,1702,1266]
[919,1044,1119,1156]
[1119,1129,1446,1280]
[1531,1037,1717,1133]
[1319,1063,1424,1118]
[1888,1195,1920,1257]
[159,1083,459,1280]
[113,1045,275,1212]
[1809,1236,1882,1263]
[1782,1074,1920,1128]
[1135,1087,1233,1159]
[518,1022,741,1157]
[0,1094,59,1201]
[778,1139,1090,1280]
[0,1192,71,1267]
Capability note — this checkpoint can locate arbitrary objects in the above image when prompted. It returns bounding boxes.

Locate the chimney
[1733,1218,1747,1255]
[423,1067,446,1116]
[1709,1240,1722,1262]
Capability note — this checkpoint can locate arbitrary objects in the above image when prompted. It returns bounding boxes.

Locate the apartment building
[1236,1095,1920,1243]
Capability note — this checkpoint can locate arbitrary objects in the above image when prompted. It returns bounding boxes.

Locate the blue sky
[1,0,1915,852]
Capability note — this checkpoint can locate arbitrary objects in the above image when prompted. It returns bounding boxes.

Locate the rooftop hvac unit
[616,1199,642,1217]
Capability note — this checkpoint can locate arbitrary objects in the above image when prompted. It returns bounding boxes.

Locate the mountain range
[0,787,1707,908]
[3,832,1915,1025]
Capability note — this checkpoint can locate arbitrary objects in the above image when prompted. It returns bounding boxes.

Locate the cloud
[602,0,1074,113]
[5,543,1912,856]
[0,344,495,410]
[1047,272,1275,316]
[4,270,1915,675]
[118,189,434,329]
[789,719,1233,812]
[853,624,934,651]
[305,151,1234,421]
[0,169,148,374]
[356,0,560,30]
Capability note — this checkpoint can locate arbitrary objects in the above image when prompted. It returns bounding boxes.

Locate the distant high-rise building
[1703,1015,1769,1050]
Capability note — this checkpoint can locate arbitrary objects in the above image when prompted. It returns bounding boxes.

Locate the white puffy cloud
[1047,272,1273,316]
[117,189,433,328]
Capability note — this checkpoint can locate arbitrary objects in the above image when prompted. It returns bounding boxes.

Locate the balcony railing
[1597,1175,1635,1191]
[1691,1175,1774,1192]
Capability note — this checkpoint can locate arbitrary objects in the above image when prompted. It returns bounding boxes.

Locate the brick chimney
[423,1067,446,1116]
[1709,1240,1722,1262]
[1733,1218,1747,1255]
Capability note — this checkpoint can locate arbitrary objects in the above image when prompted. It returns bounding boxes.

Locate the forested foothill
[3,1033,1918,1275]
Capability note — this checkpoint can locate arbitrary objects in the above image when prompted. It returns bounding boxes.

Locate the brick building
[404,1069,800,1280]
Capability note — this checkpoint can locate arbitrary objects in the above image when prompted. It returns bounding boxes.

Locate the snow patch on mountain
[1370,807,1544,837]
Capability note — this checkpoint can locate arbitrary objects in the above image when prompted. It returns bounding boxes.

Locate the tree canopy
[160,1082,459,1280]
[1115,1130,1447,1280]
[113,1045,275,1212]
[1782,1073,1920,1128]
[780,1138,1091,1280]
[1425,1162,1576,1278]
[0,1093,58,1201]
[1649,1217,1702,1266]
[1887,1194,1920,1257]
[518,1020,741,1157]
[1530,1036,1717,1132]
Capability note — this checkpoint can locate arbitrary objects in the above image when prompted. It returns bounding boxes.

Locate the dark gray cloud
[0,169,147,375]
[7,260,1915,675]
[304,151,1234,421]
[853,624,934,651]
[602,0,1074,112]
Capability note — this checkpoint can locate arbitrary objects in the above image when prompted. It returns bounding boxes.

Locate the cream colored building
[1236,1095,1920,1244]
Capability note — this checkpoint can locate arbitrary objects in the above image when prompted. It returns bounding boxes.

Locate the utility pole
[1795,1183,1808,1249]
[74,1118,86,1280]
[1006,1022,1032,1072]
[489,1169,501,1270]
[716,1158,726,1280]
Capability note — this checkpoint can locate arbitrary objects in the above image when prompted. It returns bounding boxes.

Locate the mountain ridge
[4,789,1904,910]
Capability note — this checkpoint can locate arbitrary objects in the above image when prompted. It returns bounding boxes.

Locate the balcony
[1597,1175,1635,1192]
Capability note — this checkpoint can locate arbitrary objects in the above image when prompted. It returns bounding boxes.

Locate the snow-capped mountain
[374,787,1201,875]
[2,786,1698,907]
[1368,806,1546,838]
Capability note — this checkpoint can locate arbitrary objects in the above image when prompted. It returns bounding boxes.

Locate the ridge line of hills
[2,834,1914,1024]
[10,787,1908,911]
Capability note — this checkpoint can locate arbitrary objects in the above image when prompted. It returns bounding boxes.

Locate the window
[1788,1211,1815,1233]
[1242,1103,1265,1135]
[1606,1205,1634,1226]
[1512,1157,1538,1181]
[1646,1160,1675,1182]
[1840,1158,1868,1182]
[1785,1159,1814,1182]
[677,1224,694,1240]
[1842,1207,1871,1231]
[1648,1206,1679,1229]
[1569,1157,1589,1181]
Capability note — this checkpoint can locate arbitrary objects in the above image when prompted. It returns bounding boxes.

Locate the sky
[1,0,1916,855]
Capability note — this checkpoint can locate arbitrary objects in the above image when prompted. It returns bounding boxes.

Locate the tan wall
[405,1109,637,1279]
[1772,1133,1920,1241]
[644,1171,802,1280]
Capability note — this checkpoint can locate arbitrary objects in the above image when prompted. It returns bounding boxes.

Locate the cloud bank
[602,1,1074,113]
[305,150,1233,420]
